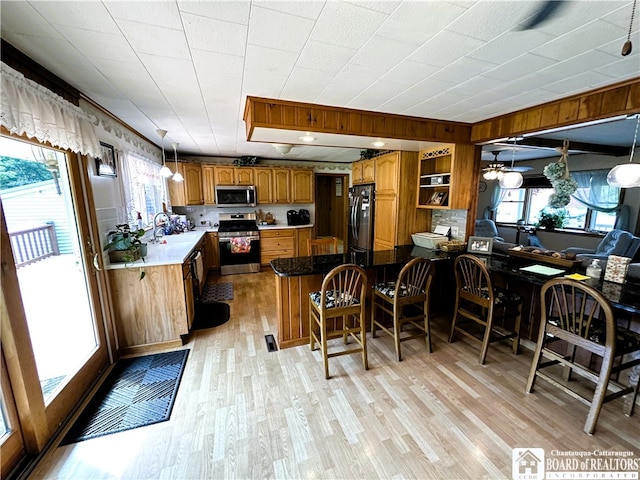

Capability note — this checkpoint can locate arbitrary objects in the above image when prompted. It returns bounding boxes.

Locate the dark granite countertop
[270,245,451,277]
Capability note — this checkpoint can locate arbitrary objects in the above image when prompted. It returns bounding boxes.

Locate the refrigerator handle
[354,196,360,239]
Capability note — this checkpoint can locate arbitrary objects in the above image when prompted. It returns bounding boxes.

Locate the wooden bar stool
[371,257,434,361]
[449,254,522,364]
[307,237,339,256]
[309,264,368,379]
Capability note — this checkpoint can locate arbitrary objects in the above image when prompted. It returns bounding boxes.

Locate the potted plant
[535,209,568,230]
[104,224,146,279]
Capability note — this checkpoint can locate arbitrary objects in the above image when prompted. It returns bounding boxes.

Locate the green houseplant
[104,224,146,279]
[535,209,568,230]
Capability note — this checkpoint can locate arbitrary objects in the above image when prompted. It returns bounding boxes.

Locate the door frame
[0,131,111,461]
[314,173,349,248]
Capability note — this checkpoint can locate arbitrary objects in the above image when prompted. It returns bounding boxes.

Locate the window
[121,152,167,227]
[495,170,620,232]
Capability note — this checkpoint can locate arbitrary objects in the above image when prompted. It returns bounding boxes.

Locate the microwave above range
[215,185,256,207]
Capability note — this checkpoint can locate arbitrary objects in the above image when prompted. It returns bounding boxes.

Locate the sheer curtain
[120,151,168,227]
[571,170,629,230]
[483,181,507,219]
[0,62,100,157]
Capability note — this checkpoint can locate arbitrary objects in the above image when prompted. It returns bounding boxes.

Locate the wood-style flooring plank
[28,271,639,479]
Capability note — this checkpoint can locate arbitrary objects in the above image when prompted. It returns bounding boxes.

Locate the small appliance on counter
[287,209,311,226]
[411,225,451,250]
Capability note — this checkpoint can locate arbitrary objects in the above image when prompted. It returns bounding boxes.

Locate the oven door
[218,235,261,275]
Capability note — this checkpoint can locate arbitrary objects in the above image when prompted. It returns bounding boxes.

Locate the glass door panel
[1,137,99,402]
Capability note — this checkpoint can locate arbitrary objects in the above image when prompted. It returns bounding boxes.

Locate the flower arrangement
[543,140,577,208]
[234,156,258,166]
[536,209,568,229]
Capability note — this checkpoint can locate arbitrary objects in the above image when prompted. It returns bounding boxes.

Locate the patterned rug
[200,282,234,302]
[60,349,189,445]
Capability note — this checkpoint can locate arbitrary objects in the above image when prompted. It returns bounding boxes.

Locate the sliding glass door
[0,133,110,471]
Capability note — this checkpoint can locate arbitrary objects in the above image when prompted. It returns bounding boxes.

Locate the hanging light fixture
[171,142,184,182]
[483,151,505,180]
[156,129,173,177]
[607,114,640,188]
[499,138,523,189]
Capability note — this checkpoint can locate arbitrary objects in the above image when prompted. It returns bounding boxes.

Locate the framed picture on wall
[96,142,117,177]
[467,236,494,255]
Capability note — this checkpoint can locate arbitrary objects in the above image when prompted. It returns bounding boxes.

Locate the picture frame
[467,236,494,255]
[96,142,117,177]
[427,190,448,206]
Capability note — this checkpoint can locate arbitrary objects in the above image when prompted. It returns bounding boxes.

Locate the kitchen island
[270,246,452,349]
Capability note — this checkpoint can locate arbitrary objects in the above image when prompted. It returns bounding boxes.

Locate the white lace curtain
[120,151,168,226]
[0,62,101,157]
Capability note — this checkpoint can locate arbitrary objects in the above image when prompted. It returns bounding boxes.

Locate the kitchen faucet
[152,212,170,244]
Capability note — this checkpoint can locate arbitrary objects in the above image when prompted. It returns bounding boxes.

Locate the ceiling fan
[518,0,636,56]
[482,151,532,181]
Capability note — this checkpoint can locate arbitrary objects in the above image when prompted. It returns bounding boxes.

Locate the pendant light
[171,142,184,182]
[156,129,173,177]
[483,151,505,181]
[607,114,640,188]
[499,138,523,189]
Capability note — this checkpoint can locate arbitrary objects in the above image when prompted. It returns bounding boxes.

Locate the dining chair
[449,254,522,364]
[371,257,434,361]
[526,277,640,434]
[309,264,368,379]
[307,236,339,256]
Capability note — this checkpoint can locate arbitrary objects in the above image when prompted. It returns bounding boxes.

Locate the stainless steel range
[218,213,260,275]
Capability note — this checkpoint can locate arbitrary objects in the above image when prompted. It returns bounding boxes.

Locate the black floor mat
[60,349,189,445]
[200,282,233,302]
[192,302,230,330]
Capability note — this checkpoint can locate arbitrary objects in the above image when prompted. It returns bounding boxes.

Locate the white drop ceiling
[1,1,638,163]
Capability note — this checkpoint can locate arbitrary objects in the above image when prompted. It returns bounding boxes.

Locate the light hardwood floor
[30,271,639,479]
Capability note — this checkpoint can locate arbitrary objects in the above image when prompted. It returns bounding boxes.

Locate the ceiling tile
[245,45,298,76]
[30,2,119,34]
[446,2,534,41]
[60,27,139,63]
[0,2,63,39]
[349,35,417,73]
[468,29,555,65]
[380,60,440,87]
[182,12,247,56]
[178,0,251,24]
[105,1,182,29]
[192,49,244,81]
[248,6,315,53]
[280,67,335,101]
[116,20,190,60]
[348,80,409,110]
[310,1,388,49]
[296,40,357,74]
[430,56,498,84]
[483,53,557,82]
[315,64,381,107]
[409,31,485,68]
[253,0,326,20]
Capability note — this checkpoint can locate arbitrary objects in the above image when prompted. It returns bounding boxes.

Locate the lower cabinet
[183,261,195,330]
[260,227,312,266]
[108,264,191,355]
[207,232,219,270]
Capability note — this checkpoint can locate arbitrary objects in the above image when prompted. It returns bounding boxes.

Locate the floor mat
[192,302,231,331]
[60,349,189,445]
[200,282,234,302]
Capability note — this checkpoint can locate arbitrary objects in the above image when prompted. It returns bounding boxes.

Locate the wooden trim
[244,96,473,144]
[471,77,640,143]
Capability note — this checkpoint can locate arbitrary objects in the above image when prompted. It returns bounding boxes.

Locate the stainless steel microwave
[215,185,257,207]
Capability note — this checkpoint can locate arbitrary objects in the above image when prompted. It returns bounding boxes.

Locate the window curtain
[120,151,168,226]
[483,181,507,219]
[0,62,100,157]
[570,170,629,230]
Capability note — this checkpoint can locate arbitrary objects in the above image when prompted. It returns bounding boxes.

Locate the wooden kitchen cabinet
[169,162,203,206]
[373,151,428,251]
[291,169,314,203]
[352,158,375,184]
[215,166,254,185]
[416,144,479,210]
[207,232,220,270]
[182,260,195,330]
[254,168,273,204]
[202,165,216,204]
[273,168,291,203]
[260,229,295,266]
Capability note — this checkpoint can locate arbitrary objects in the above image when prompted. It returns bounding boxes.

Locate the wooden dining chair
[371,257,434,361]
[526,277,640,434]
[309,264,368,379]
[307,237,339,256]
[449,254,522,364]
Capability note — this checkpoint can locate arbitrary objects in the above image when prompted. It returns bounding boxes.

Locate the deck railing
[9,223,60,268]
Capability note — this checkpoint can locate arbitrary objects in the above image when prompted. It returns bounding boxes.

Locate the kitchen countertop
[105,230,206,269]
[258,223,313,230]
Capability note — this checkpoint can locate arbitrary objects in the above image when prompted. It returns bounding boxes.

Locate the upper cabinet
[214,166,254,185]
[273,168,291,203]
[202,165,215,204]
[169,162,203,206]
[290,169,314,203]
[254,168,273,204]
[352,158,375,185]
[416,144,479,210]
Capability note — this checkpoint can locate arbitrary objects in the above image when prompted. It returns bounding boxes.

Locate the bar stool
[371,257,434,361]
[449,254,522,364]
[307,237,339,256]
[309,264,368,379]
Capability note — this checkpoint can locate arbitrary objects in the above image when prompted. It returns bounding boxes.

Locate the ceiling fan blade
[506,166,533,173]
[517,0,567,30]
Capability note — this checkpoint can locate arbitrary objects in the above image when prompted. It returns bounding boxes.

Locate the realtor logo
[512,448,545,480]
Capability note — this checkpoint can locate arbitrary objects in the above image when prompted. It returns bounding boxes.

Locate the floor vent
[265,334,278,352]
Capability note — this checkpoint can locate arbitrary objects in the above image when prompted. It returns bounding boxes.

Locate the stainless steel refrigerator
[348,184,375,251]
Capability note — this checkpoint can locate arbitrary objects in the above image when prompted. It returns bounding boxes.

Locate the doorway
[1,134,110,471]
[315,174,349,251]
